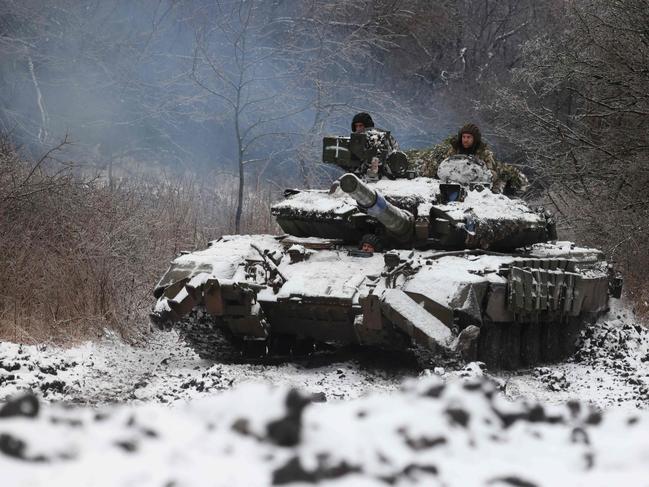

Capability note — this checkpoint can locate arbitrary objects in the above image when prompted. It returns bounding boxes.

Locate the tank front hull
[151,235,614,369]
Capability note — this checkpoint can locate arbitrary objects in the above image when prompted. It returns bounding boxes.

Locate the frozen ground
[0,301,648,486]
[0,331,411,406]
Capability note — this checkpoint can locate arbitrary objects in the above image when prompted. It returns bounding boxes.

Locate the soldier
[350,112,401,179]
[351,112,373,134]
[358,233,383,253]
[412,123,528,194]
[351,112,399,149]
[447,123,497,170]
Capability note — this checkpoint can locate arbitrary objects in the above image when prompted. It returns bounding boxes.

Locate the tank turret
[274,137,555,251]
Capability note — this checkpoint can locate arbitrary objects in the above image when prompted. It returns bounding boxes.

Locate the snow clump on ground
[1,376,648,486]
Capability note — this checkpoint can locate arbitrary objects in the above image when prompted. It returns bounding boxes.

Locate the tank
[150,130,622,369]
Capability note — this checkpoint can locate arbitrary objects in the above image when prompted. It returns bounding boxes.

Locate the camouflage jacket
[406,136,529,195]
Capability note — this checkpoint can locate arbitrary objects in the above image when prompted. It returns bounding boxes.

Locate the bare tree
[267,0,430,186]
[188,0,310,232]
[0,0,198,175]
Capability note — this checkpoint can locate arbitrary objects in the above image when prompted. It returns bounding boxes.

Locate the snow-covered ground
[0,331,409,406]
[1,301,648,486]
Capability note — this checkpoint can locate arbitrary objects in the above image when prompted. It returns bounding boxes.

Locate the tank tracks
[476,319,585,369]
[177,311,245,362]
[175,309,430,370]
[176,309,320,364]
[177,311,584,370]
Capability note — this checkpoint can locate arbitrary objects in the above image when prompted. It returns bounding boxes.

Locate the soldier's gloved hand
[368,157,380,176]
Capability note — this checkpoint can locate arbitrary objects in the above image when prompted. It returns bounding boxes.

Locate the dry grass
[0,136,279,344]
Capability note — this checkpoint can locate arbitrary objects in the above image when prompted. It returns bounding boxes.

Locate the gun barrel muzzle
[339,173,377,207]
[339,173,413,241]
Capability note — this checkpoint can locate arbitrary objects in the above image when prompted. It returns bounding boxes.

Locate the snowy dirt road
[0,331,415,406]
[1,303,648,486]
[1,304,646,410]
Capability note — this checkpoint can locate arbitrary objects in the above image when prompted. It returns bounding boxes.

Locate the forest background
[1,0,647,342]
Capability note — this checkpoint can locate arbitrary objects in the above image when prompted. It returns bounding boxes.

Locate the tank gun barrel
[339,173,413,241]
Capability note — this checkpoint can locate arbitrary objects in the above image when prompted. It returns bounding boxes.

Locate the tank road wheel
[180,320,321,364]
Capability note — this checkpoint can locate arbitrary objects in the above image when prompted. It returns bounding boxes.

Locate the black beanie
[352,112,374,131]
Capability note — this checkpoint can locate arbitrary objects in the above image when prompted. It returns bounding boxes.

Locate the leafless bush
[0,135,278,343]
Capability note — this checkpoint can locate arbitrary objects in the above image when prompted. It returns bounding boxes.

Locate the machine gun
[322,131,411,179]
